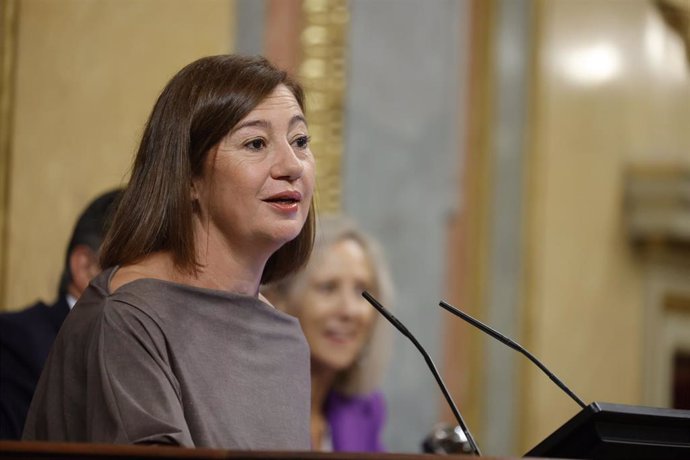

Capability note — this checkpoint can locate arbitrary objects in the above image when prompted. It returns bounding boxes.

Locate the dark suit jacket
[0,296,70,439]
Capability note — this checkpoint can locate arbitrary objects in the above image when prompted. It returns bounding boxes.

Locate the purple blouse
[325,390,386,452]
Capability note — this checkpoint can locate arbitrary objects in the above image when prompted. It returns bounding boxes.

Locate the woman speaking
[23,55,316,450]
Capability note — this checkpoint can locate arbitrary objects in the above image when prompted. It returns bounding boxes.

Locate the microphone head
[421,423,473,454]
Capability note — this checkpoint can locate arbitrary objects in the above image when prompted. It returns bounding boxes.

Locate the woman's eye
[292,135,310,149]
[314,280,337,294]
[245,138,266,151]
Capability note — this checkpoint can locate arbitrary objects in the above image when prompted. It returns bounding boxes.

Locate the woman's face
[193,84,315,254]
[292,238,378,374]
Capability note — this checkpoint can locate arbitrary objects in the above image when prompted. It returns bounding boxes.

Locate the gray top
[23,267,311,450]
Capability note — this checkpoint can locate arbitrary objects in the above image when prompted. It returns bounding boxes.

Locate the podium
[525,402,690,459]
[0,441,529,460]
[5,404,690,460]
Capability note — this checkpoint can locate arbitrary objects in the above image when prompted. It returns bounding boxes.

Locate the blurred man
[0,189,122,439]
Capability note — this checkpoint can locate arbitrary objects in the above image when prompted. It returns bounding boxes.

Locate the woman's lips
[268,201,299,213]
[323,327,358,344]
[263,190,302,213]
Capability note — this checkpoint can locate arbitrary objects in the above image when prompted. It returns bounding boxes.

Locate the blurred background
[1,0,689,456]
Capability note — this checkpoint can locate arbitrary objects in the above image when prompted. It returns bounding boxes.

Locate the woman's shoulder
[55,269,166,356]
[68,266,171,338]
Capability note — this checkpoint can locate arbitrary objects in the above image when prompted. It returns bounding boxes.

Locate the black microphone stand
[439,300,586,409]
[362,291,482,456]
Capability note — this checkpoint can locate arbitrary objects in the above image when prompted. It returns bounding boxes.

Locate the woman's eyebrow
[233,119,270,132]
[289,114,308,128]
[232,113,307,134]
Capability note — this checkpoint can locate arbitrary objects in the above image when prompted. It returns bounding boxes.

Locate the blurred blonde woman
[263,215,393,452]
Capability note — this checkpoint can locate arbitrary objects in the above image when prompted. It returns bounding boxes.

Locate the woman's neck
[114,247,266,297]
[189,251,265,296]
[189,221,276,296]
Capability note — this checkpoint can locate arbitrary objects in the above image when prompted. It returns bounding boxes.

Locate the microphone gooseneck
[438,300,587,409]
[361,291,482,456]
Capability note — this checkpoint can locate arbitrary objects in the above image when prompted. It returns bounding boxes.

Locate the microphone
[438,300,586,409]
[362,291,482,456]
[422,423,473,454]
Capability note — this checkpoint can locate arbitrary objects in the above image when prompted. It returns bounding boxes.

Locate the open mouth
[265,197,299,204]
[264,191,302,204]
[324,326,358,343]
[263,191,303,212]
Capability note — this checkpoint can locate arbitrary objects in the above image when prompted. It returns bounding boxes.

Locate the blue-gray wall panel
[343,0,467,452]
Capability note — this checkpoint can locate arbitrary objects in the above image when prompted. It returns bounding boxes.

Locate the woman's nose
[271,141,304,181]
[338,288,369,318]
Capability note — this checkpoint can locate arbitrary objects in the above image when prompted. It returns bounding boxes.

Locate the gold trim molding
[298,0,348,214]
[665,292,690,314]
[625,163,690,251]
[0,0,18,305]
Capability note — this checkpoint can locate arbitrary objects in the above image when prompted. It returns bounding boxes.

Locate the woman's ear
[190,179,200,202]
[190,180,202,213]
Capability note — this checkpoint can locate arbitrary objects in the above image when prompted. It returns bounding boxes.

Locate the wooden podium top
[0,441,526,459]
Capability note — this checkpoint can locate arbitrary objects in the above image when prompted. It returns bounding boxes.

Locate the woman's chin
[269,228,303,248]
[313,355,357,375]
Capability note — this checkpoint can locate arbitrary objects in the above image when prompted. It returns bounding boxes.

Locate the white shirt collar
[66,294,77,310]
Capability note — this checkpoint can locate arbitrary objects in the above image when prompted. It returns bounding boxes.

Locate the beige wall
[2,0,234,310]
[522,0,690,450]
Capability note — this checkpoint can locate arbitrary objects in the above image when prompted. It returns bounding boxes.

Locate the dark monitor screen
[525,402,690,459]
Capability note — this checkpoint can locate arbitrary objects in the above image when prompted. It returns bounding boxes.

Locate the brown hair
[100,55,315,283]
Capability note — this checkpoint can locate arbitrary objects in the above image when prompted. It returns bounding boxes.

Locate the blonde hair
[262,214,393,395]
